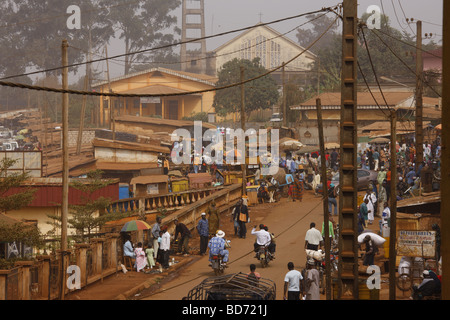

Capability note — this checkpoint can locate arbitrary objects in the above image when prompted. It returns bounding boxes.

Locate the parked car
[269,113,283,123]
[316,169,378,194]
[331,169,378,193]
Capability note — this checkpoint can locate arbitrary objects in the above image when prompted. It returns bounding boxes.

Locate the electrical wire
[70,11,331,72]
[0,14,340,98]
[358,25,418,133]
[359,26,393,114]
[0,5,339,81]
[374,27,442,59]
[395,0,416,35]
[135,198,324,300]
[369,27,442,98]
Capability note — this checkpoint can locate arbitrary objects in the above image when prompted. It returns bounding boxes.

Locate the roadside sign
[397,230,436,258]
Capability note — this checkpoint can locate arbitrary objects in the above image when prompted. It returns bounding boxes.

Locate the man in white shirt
[283,262,303,300]
[304,222,323,251]
[160,226,171,269]
[251,224,271,255]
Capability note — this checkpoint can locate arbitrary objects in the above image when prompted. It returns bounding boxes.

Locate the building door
[166,100,179,120]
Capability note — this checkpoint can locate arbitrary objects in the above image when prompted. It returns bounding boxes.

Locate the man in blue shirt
[197,212,209,255]
[208,230,229,265]
[406,167,416,186]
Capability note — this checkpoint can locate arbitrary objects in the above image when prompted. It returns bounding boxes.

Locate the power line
[375,27,442,59]
[69,12,331,76]
[0,15,340,99]
[359,26,393,115]
[358,25,417,133]
[393,0,415,35]
[369,27,442,97]
[0,5,339,81]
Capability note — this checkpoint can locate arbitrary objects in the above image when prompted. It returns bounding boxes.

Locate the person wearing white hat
[208,230,230,266]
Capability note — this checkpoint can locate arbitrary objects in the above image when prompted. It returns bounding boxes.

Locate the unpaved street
[143,192,325,300]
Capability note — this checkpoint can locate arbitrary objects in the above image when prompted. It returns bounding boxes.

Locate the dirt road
[141,193,325,300]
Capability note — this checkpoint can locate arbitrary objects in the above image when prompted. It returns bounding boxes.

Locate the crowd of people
[120,134,442,299]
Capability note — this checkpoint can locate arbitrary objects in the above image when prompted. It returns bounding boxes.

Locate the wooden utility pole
[61,39,69,301]
[76,31,92,155]
[415,20,424,166]
[441,0,449,300]
[105,45,115,140]
[282,62,287,127]
[389,109,398,300]
[240,65,247,196]
[61,40,69,252]
[338,0,359,300]
[317,98,331,300]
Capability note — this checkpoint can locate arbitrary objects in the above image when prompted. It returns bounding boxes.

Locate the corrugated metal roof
[92,67,217,88]
[292,92,413,109]
[93,138,170,153]
[115,115,217,130]
[130,175,168,185]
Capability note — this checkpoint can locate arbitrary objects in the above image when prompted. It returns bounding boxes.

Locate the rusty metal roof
[130,175,169,185]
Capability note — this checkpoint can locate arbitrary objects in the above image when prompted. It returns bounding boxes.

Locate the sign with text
[397,230,436,258]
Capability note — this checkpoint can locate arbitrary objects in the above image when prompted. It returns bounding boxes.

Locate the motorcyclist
[208,230,230,267]
[251,224,272,258]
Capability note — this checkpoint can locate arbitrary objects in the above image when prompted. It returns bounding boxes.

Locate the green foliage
[182,112,209,122]
[357,13,416,83]
[109,0,181,74]
[0,158,36,213]
[47,170,132,243]
[0,222,42,246]
[213,58,279,118]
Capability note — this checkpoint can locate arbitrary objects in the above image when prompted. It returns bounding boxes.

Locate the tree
[296,13,340,54]
[47,170,131,243]
[0,158,41,267]
[0,0,114,78]
[357,13,416,83]
[213,58,280,119]
[0,158,36,213]
[109,0,181,75]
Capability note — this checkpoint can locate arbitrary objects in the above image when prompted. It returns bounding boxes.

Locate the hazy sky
[103,0,444,78]
[201,0,443,50]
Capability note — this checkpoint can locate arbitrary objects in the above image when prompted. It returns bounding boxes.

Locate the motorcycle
[321,248,339,273]
[210,240,231,276]
[210,254,226,276]
[256,245,273,268]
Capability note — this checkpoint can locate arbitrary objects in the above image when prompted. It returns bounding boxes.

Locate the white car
[269,113,283,123]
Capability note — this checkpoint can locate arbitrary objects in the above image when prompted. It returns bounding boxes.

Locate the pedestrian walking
[235,198,249,239]
[283,262,303,300]
[328,183,338,215]
[363,188,377,225]
[206,200,220,237]
[305,259,321,300]
[291,175,304,202]
[362,235,376,266]
[304,222,323,251]
[196,212,209,255]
